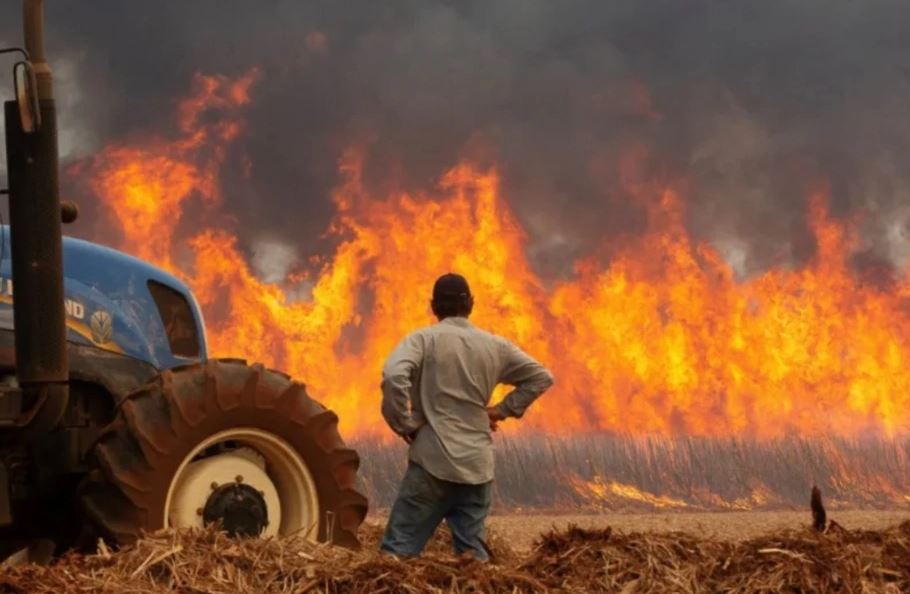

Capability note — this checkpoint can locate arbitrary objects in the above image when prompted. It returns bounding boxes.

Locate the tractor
[0,1,367,556]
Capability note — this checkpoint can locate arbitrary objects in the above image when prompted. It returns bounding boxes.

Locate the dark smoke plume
[0,1,908,280]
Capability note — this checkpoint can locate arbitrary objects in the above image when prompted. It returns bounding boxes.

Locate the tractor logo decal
[0,278,125,354]
[90,310,114,345]
[0,277,85,320]
[64,298,86,320]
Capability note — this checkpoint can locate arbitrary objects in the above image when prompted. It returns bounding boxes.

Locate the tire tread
[81,360,368,547]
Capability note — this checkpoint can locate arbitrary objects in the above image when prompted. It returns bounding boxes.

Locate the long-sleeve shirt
[381,316,554,484]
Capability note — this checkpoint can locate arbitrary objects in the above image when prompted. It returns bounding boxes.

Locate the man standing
[380,273,554,560]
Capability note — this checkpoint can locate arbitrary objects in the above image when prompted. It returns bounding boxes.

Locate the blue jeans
[380,462,492,560]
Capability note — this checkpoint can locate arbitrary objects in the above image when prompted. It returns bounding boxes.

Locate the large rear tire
[80,359,367,547]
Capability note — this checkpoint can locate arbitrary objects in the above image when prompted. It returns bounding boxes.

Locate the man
[380,273,554,560]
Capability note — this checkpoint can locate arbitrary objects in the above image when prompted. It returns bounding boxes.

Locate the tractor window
[147,281,200,358]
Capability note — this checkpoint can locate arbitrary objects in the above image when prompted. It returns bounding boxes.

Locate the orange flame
[568,475,689,510]
[80,72,910,438]
[83,69,259,268]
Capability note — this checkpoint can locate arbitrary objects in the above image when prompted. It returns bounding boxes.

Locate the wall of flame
[73,71,910,438]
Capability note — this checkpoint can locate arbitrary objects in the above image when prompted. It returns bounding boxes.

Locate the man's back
[382,317,554,484]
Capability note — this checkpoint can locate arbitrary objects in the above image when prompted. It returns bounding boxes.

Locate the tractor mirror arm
[0,48,40,133]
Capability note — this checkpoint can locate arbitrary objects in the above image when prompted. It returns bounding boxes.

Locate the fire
[568,475,689,510]
[80,69,259,268]
[550,189,910,437]
[76,72,910,438]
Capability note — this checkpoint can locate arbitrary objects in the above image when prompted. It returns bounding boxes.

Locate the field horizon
[367,509,910,551]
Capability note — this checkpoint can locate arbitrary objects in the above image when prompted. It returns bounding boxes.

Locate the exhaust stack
[3,0,69,435]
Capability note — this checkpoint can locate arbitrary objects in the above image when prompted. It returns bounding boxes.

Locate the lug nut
[196,508,203,516]
[235,475,244,483]
[210,482,219,490]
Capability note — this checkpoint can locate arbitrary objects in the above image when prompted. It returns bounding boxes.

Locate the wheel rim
[164,428,320,539]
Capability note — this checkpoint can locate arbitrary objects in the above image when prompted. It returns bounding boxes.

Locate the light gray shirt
[381,317,554,484]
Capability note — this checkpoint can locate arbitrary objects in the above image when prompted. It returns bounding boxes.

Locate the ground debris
[1,521,909,593]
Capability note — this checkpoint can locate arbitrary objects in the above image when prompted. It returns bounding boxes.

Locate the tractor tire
[80,359,367,548]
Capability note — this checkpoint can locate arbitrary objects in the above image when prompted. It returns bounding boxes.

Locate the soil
[369,509,910,550]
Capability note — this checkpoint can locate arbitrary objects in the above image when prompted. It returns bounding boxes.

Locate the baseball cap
[432,273,471,301]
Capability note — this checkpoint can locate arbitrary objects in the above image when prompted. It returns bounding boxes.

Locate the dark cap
[432,273,471,302]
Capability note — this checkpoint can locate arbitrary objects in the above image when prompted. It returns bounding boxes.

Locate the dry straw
[0,521,908,593]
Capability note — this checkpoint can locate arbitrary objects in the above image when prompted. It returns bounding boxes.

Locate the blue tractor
[0,1,367,554]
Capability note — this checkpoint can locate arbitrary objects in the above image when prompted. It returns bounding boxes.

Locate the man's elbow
[541,369,555,391]
[524,369,554,398]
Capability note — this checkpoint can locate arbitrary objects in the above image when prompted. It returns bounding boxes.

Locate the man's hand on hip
[487,407,506,432]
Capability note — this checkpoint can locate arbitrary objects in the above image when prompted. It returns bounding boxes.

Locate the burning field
[58,69,910,511]
[74,71,910,440]
[0,1,907,591]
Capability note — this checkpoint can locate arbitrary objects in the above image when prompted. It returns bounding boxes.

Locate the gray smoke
[0,0,908,281]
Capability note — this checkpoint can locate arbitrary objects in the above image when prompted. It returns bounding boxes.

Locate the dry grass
[356,434,910,511]
[3,516,910,593]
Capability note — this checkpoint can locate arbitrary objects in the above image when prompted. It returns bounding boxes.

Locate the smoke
[250,237,300,283]
[0,0,908,280]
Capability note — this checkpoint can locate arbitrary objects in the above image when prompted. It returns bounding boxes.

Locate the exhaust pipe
[3,0,69,437]
[24,0,52,101]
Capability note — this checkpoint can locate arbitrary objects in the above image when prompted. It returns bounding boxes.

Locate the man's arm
[492,340,555,419]
[381,332,426,439]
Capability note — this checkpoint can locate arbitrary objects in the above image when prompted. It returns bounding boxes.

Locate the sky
[0,0,909,283]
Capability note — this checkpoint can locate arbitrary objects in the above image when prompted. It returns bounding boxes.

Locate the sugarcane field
[2,1,910,593]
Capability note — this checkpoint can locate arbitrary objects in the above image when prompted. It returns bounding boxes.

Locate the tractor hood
[0,227,208,370]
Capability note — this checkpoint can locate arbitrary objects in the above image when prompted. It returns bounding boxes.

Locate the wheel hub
[167,450,283,537]
[203,482,268,537]
[165,429,320,539]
